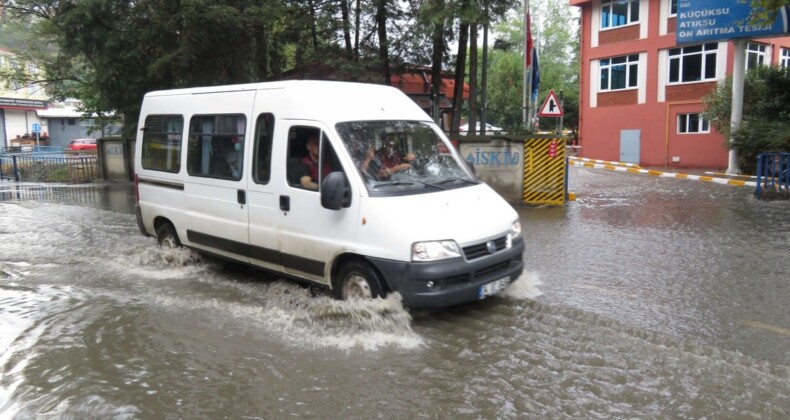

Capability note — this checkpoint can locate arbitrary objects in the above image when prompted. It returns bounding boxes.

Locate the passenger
[226,137,242,179]
[298,134,332,190]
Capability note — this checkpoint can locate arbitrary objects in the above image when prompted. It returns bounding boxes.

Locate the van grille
[462,236,508,260]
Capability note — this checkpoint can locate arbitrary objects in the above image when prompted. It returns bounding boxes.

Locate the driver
[376,132,415,179]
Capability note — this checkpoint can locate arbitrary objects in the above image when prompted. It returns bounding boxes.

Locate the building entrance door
[619,129,640,164]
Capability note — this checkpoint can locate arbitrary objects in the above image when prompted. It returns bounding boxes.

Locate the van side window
[187,114,246,181]
[286,127,343,191]
[141,115,183,173]
[253,113,274,184]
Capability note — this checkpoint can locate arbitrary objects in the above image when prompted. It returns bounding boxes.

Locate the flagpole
[523,0,531,130]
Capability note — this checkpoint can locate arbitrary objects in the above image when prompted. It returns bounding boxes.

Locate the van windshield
[336,121,478,196]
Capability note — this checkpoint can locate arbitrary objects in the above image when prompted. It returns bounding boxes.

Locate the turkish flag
[525,11,533,67]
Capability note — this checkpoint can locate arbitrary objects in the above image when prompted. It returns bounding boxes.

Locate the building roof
[36,106,84,118]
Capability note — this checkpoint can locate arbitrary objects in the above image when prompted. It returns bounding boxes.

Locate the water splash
[502,270,543,300]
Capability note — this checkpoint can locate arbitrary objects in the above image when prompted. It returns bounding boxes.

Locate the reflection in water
[0,171,789,417]
[0,182,136,214]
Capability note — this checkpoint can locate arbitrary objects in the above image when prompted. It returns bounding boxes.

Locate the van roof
[144,80,433,124]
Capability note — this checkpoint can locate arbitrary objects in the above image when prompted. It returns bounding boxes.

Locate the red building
[570,0,790,169]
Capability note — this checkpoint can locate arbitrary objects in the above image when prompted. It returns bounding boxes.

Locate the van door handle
[279,195,290,211]
[237,189,246,205]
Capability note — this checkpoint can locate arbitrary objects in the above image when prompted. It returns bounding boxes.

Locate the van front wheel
[156,223,181,249]
[336,260,385,301]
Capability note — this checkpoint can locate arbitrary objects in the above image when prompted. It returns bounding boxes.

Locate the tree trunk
[341,0,353,60]
[308,0,318,51]
[354,0,361,60]
[468,21,478,136]
[430,19,444,126]
[451,21,469,137]
[375,0,390,85]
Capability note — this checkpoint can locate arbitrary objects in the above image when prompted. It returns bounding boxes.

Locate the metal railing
[755,153,790,200]
[0,153,99,183]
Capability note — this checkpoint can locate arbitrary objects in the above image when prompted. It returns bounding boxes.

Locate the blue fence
[0,153,99,183]
[755,153,790,200]
[0,146,68,155]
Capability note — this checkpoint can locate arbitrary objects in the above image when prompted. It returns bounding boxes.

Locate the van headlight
[412,240,461,262]
[506,221,522,248]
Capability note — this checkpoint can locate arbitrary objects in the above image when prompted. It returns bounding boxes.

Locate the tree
[703,66,790,173]
[2,0,550,139]
[748,0,790,25]
[474,0,579,135]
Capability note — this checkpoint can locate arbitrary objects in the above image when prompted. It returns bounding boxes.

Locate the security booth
[97,137,135,181]
[456,134,570,206]
[457,135,525,203]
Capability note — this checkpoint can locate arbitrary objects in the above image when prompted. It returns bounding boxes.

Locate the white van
[134,80,524,308]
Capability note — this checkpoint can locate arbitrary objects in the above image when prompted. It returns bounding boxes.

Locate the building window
[677,113,710,134]
[746,43,768,70]
[601,0,640,29]
[600,54,639,91]
[781,48,790,68]
[669,0,677,16]
[668,43,717,83]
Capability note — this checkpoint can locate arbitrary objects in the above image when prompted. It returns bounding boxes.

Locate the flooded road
[1,170,789,418]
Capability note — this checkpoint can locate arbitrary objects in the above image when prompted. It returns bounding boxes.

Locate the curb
[568,158,756,188]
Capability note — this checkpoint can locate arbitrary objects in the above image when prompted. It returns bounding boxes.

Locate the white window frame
[746,43,768,70]
[781,48,790,68]
[601,0,640,30]
[677,113,710,134]
[599,54,640,91]
[668,43,718,84]
[669,0,677,17]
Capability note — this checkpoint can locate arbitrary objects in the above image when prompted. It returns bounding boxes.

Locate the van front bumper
[368,239,524,308]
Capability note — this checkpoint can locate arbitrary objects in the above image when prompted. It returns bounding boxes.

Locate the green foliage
[480,0,579,134]
[3,0,571,139]
[730,120,790,173]
[748,0,790,25]
[703,66,790,173]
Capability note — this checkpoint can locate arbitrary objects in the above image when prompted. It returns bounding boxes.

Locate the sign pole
[727,39,746,175]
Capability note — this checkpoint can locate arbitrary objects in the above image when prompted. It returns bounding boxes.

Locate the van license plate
[478,277,511,299]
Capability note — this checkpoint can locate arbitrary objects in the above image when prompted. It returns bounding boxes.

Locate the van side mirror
[321,171,351,210]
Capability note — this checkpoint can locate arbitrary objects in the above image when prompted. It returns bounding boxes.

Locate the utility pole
[727,39,745,175]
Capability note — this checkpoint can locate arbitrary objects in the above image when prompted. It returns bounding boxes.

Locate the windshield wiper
[371,181,445,190]
[432,177,478,186]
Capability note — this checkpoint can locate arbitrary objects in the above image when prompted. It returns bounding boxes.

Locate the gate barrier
[523,138,568,205]
[755,153,790,200]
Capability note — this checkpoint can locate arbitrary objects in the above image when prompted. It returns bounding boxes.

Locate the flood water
[1,169,789,418]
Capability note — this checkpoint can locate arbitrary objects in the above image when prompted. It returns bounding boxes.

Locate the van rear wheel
[336,260,385,301]
[156,223,181,249]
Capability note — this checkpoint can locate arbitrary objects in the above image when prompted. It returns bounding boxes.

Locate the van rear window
[141,115,183,173]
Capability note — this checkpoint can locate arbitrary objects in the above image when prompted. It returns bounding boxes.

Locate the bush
[730,120,790,173]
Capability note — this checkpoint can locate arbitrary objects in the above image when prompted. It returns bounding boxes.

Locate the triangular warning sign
[538,90,564,117]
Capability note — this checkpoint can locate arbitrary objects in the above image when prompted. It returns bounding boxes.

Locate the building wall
[573,0,790,169]
[0,49,49,147]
